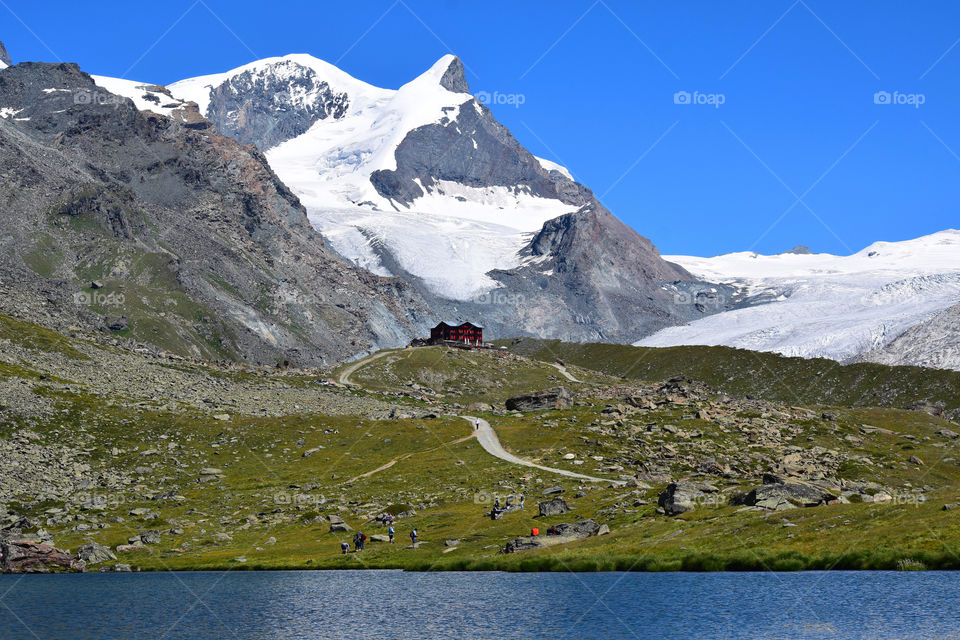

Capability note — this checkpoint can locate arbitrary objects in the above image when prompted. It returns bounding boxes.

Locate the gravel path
[462,416,623,485]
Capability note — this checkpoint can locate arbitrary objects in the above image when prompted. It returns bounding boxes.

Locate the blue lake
[0,570,957,639]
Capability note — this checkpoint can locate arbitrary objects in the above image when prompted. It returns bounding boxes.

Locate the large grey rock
[139,530,162,545]
[506,387,571,412]
[77,542,116,565]
[503,519,603,553]
[538,497,570,517]
[730,476,837,511]
[658,481,713,516]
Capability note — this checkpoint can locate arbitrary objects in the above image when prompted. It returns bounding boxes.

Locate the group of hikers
[489,494,524,520]
[340,524,419,553]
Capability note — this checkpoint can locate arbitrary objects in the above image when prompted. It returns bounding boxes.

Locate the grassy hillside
[498,338,960,413]
[3,322,960,573]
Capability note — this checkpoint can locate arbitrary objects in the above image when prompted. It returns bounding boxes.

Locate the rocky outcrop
[504,519,606,553]
[0,41,10,67]
[506,387,571,412]
[538,497,570,517]
[1,540,85,573]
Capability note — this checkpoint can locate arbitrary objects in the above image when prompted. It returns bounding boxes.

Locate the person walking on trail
[410,528,418,546]
[389,525,395,544]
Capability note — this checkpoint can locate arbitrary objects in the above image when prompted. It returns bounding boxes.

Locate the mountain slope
[151,54,697,342]
[0,60,431,365]
[637,231,960,369]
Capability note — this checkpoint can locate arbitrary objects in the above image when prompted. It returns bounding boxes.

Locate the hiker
[506,496,513,508]
[341,542,349,554]
[353,532,362,551]
[531,527,539,537]
[494,496,500,509]
[389,525,395,543]
[520,495,525,509]
[359,532,366,551]
[410,528,418,545]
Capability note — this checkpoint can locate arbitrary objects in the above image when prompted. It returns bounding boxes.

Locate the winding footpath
[341,348,622,485]
[337,349,402,386]
[463,416,624,485]
[549,362,581,383]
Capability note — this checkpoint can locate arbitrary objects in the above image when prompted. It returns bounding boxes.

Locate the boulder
[542,486,564,496]
[550,520,601,538]
[140,530,162,545]
[329,522,353,533]
[369,534,390,543]
[1,540,85,573]
[505,387,571,412]
[77,542,116,565]
[538,497,570,517]
[730,476,837,511]
[658,481,711,516]
[504,520,604,553]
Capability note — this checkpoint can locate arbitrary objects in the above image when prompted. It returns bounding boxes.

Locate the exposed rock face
[0,62,431,365]
[206,60,351,150]
[496,204,696,341]
[438,56,470,93]
[506,387,571,412]
[1,540,85,573]
[538,497,570,517]
[370,97,592,209]
[0,41,10,67]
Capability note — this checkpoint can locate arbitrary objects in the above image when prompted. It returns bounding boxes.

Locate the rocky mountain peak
[438,55,469,93]
[782,245,813,255]
[0,41,11,67]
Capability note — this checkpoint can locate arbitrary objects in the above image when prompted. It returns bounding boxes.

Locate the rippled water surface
[1,570,958,639]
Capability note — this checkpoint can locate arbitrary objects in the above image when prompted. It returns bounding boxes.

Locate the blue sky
[3,0,959,255]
